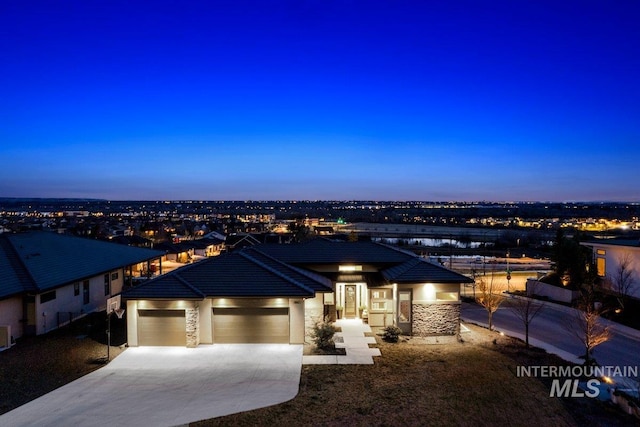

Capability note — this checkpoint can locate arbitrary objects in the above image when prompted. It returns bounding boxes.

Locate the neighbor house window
[104,274,110,296]
[40,290,56,303]
[83,280,90,304]
[74,282,80,296]
[597,258,606,277]
[111,272,119,281]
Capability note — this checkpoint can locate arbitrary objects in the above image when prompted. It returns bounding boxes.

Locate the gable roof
[255,238,415,265]
[382,257,474,284]
[122,249,333,300]
[0,232,164,299]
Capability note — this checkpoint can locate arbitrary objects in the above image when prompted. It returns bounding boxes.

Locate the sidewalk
[303,319,381,365]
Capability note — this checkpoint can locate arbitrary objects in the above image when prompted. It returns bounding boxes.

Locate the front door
[398,290,412,334]
[345,285,357,318]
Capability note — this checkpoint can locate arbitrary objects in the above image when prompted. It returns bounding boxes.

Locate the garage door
[138,309,186,346]
[213,308,289,343]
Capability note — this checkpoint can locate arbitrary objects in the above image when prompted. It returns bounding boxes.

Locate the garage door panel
[213,308,289,343]
[138,309,186,346]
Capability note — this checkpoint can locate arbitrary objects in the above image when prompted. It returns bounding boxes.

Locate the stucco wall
[0,297,22,342]
[412,302,460,336]
[289,298,305,344]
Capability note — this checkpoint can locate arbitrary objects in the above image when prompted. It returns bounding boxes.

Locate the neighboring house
[123,239,473,347]
[224,233,261,251]
[582,239,640,300]
[0,231,164,343]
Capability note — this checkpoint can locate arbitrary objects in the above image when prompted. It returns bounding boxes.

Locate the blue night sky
[2,1,639,202]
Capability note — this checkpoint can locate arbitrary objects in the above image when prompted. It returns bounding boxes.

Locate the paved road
[462,300,640,386]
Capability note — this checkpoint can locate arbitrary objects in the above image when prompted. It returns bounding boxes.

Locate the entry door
[398,291,412,334]
[345,285,357,318]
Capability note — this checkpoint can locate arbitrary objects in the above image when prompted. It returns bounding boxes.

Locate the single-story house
[123,239,473,347]
[0,231,164,344]
[581,239,640,300]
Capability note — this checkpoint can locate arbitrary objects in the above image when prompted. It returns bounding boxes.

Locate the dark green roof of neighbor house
[0,231,164,299]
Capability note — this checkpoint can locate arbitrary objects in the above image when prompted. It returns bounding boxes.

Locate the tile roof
[122,249,332,300]
[255,238,415,264]
[383,257,474,284]
[0,232,164,299]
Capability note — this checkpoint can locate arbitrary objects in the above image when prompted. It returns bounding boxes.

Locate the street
[462,299,640,388]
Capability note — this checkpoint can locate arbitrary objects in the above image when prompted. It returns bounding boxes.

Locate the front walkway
[303,318,381,365]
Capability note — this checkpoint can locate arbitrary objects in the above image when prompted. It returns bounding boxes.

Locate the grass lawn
[1,318,636,426]
[192,325,636,427]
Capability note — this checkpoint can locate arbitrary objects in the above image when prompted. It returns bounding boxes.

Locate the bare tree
[475,271,506,331]
[508,281,545,348]
[608,252,637,313]
[564,286,611,365]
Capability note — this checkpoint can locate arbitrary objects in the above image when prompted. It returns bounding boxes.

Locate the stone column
[186,304,200,348]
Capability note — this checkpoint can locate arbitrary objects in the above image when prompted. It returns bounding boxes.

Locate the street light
[506,250,511,292]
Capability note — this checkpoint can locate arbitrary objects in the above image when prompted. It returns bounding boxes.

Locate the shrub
[382,325,403,343]
[311,321,337,350]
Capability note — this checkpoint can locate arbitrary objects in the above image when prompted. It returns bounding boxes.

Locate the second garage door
[138,309,186,346]
[213,307,289,343]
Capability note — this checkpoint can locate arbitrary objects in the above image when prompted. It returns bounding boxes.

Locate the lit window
[436,292,458,301]
[597,258,606,277]
[596,249,606,255]
[339,265,362,272]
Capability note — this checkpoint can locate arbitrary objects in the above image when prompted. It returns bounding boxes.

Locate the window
[111,271,119,281]
[40,290,56,303]
[83,280,90,305]
[371,301,388,311]
[74,282,80,296]
[597,258,606,277]
[370,289,391,311]
[104,274,110,296]
[339,265,362,272]
[371,290,389,299]
[597,249,606,255]
[436,292,458,301]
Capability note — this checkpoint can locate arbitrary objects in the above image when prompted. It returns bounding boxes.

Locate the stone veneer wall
[412,303,460,336]
[186,305,199,348]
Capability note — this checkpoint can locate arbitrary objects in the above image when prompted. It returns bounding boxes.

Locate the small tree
[311,321,337,350]
[608,252,637,313]
[475,271,506,331]
[564,285,610,365]
[508,281,545,348]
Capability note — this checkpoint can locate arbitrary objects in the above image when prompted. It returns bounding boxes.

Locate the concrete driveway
[1,344,303,427]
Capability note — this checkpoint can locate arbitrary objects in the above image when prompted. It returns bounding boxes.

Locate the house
[123,239,473,347]
[0,231,164,343]
[581,239,640,300]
